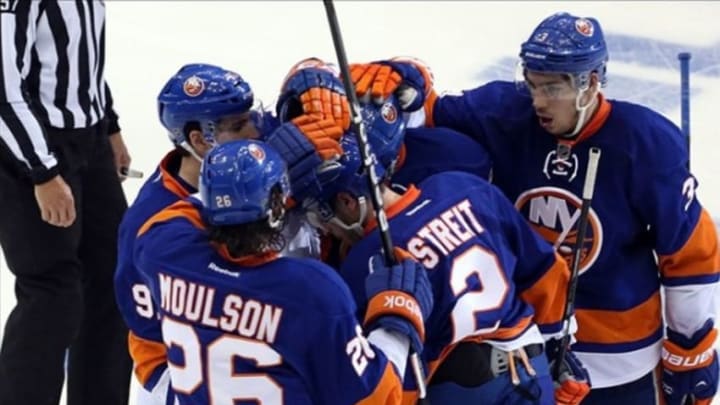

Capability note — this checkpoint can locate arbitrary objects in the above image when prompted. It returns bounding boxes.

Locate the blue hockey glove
[363,248,433,354]
[662,321,719,405]
[264,116,343,202]
[546,338,591,405]
[350,59,429,112]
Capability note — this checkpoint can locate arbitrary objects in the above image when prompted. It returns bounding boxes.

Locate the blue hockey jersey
[390,126,492,189]
[114,150,195,390]
[340,171,570,400]
[429,80,720,387]
[133,200,407,405]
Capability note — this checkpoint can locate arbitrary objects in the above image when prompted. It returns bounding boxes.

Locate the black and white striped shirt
[0,0,118,183]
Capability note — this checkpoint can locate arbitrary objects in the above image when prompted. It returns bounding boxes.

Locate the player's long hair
[207,186,287,258]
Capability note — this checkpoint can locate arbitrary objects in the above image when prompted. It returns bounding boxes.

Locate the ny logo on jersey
[543,144,579,182]
[515,187,604,275]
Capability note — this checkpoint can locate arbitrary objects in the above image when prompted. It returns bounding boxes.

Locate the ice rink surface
[0,1,718,403]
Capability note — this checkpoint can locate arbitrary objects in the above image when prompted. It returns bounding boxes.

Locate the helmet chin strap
[328,196,368,239]
[180,137,216,163]
[566,84,599,138]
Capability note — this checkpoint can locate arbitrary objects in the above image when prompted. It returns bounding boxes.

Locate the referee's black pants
[0,123,132,405]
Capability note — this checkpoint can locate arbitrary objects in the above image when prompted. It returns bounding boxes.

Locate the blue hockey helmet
[158,63,254,146]
[300,135,386,234]
[361,96,406,174]
[519,12,608,88]
[199,140,290,227]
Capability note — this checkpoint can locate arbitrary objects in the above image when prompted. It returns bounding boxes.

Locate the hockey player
[114,64,342,403]
[274,57,493,190]
[133,139,433,405]
[292,133,589,404]
[349,11,720,405]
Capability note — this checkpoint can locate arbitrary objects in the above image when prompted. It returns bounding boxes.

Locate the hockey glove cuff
[364,248,433,354]
[662,322,719,405]
[546,338,591,405]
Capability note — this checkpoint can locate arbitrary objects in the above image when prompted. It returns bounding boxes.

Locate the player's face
[214,112,259,143]
[525,71,580,136]
[327,193,364,245]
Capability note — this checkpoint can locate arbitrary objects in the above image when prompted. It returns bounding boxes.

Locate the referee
[0,1,132,404]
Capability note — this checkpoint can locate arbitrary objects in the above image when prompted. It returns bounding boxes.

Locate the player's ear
[187,129,212,156]
[580,73,600,105]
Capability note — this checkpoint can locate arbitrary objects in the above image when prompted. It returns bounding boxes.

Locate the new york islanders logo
[380,102,398,124]
[515,187,603,275]
[183,75,205,97]
[575,18,594,37]
[247,143,266,163]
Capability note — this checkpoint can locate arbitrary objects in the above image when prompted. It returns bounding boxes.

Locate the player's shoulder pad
[609,99,688,170]
[137,198,205,238]
[419,170,493,196]
[272,256,359,316]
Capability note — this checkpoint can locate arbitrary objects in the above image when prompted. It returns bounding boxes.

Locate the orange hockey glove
[291,114,344,160]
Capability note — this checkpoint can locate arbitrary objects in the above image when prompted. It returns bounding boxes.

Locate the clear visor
[514,60,583,101]
[210,109,259,141]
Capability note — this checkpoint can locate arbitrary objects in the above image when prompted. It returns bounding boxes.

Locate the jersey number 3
[162,318,283,404]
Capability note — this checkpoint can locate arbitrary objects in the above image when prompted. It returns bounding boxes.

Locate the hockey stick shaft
[322,1,429,402]
[322,0,395,267]
[679,52,691,170]
[678,50,694,405]
[553,147,601,378]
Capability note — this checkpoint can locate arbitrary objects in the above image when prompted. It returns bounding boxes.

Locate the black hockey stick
[321,1,429,403]
[678,51,694,405]
[553,147,601,379]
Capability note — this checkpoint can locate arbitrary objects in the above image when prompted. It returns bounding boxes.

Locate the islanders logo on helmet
[380,102,398,124]
[183,76,205,97]
[248,142,266,163]
[575,18,594,37]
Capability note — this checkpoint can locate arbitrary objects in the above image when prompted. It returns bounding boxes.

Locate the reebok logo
[383,294,422,319]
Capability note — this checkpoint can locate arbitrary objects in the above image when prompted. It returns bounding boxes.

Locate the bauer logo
[515,187,603,275]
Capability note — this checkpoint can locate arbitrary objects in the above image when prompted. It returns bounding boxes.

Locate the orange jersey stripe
[575,291,661,345]
[364,185,421,234]
[137,200,205,237]
[559,93,612,149]
[158,152,193,199]
[128,331,167,385]
[520,252,569,326]
[355,362,404,405]
[422,315,534,384]
[659,209,720,279]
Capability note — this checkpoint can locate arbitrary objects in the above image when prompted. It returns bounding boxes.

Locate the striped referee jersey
[0,0,118,183]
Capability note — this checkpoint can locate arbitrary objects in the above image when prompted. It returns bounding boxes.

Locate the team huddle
[114,12,720,405]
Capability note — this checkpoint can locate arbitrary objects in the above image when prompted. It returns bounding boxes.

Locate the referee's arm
[0,1,59,184]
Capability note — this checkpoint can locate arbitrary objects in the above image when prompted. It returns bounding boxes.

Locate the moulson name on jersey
[158,272,283,344]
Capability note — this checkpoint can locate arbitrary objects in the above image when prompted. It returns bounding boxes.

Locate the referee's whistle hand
[34,175,76,228]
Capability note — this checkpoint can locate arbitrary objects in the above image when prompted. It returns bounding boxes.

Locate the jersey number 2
[162,318,283,404]
[449,245,509,343]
